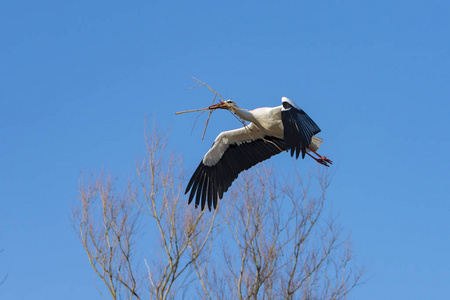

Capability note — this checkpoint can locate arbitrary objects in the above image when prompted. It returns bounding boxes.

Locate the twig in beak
[202,110,213,140]
[175,107,209,115]
[191,109,208,136]
[187,74,226,103]
[176,75,235,140]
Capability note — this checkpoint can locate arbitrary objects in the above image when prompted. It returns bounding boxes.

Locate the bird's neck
[234,108,256,123]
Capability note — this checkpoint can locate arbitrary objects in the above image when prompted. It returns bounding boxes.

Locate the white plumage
[185,97,332,211]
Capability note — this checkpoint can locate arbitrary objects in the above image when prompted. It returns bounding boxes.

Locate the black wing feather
[185,136,287,211]
[281,107,321,159]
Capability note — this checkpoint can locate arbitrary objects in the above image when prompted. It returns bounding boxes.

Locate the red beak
[207,102,228,110]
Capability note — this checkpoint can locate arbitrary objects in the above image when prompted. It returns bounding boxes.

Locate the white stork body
[186,97,331,211]
[203,106,283,166]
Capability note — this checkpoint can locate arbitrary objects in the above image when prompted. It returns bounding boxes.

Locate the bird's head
[207,99,239,111]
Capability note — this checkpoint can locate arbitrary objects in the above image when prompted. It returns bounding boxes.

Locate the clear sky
[1,0,449,299]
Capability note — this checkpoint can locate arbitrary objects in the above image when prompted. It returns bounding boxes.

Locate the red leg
[307,153,330,167]
[307,150,333,166]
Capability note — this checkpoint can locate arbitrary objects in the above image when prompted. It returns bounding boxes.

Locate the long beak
[175,102,229,115]
[207,102,228,110]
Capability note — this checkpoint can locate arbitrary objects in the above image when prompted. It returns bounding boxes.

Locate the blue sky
[1,0,449,299]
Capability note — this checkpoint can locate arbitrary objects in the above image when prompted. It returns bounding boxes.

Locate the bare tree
[194,167,363,300]
[136,127,219,300]
[74,173,142,299]
[74,127,218,300]
[74,127,363,299]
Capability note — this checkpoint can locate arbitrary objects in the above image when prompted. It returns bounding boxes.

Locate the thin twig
[176,75,229,140]
[175,107,209,115]
[202,110,213,140]
[191,109,208,136]
[188,74,225,103]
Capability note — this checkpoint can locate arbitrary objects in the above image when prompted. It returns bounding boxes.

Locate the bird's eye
[283,102,291,109]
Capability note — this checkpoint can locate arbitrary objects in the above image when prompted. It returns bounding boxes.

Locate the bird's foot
[320,156,333,165]
[312,157,331,167]
[307,151,333,167]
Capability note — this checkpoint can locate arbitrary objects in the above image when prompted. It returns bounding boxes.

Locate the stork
[185,97,332,211]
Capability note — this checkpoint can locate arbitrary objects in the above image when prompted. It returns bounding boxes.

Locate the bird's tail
[308,136,323,152]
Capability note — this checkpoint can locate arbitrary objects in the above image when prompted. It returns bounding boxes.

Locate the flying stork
[185,97,332,211]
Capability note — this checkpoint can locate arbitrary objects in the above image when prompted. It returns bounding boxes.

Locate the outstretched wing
[281,97,321,159]
[185,133,287,211]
